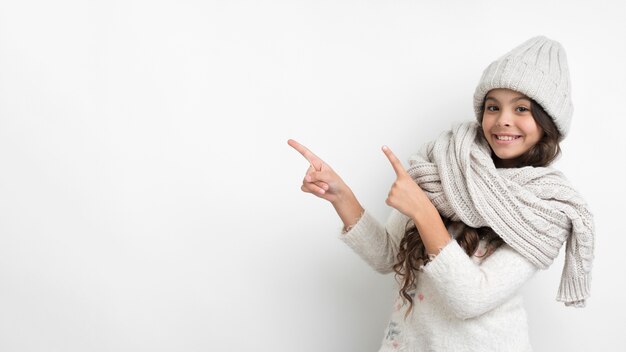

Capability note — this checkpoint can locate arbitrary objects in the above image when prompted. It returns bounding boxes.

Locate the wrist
[331,189,365,232]
[331,185,355,206]
[410,202,452,256]
[411,200,439,227]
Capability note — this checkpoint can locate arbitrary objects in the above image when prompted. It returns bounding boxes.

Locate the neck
[492,152,519,169]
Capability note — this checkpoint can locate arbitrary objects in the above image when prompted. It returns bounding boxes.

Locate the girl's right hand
[287,138,350,204]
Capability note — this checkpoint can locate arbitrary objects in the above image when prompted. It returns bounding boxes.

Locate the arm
[337,187,450,274]
[421,238,539,320]
[338,208,410,274]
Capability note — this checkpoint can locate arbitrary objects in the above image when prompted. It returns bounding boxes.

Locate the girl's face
[481,88,543,167]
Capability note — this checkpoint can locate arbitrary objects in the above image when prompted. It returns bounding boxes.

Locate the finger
[382,145,408,177]
[315,181,329,191]
[288,139,324,171]
[301,181,326,195]
[304,173,329,191]
[305,169,327,184]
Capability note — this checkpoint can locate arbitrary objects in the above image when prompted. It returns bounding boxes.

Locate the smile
[493,134,521,144]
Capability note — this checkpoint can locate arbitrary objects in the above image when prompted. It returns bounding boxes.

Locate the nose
[495,111,513,127]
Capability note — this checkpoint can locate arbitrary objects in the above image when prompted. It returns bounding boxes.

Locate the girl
[288,36,595,351]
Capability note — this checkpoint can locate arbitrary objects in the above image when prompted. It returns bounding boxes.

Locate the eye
[486,105,498,112]
[516,106,530,112]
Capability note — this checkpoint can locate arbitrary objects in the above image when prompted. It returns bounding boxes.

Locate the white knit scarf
[406,120,595,308]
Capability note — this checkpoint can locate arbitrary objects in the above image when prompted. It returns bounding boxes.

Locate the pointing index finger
[287,139,323,170]
[382,145,408,177]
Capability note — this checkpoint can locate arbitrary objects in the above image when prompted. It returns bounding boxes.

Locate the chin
[490,146,522,160]
[495,150,516,158]
[495,152,522,161]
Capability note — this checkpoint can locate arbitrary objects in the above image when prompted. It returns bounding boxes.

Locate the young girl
[288,36,595,351]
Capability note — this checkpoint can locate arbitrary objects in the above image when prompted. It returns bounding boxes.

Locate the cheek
[481,117,494,134]
[519,119,542,140]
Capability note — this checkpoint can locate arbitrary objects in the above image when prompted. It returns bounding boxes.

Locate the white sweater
[339,208,538,352]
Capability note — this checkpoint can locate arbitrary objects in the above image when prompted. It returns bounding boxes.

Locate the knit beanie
[473,35,573,141]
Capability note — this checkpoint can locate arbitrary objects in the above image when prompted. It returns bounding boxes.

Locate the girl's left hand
[382,145,430,219]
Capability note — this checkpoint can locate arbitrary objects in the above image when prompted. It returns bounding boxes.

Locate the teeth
[496,135,520,141]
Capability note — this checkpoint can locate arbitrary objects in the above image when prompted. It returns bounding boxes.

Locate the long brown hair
[392,95,562,317]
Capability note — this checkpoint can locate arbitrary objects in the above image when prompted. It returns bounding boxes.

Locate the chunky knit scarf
[406,120,595,308]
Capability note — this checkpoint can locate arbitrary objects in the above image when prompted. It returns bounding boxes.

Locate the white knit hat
[473,35,573,141]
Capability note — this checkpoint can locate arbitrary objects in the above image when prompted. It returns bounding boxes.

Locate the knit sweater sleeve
[421,239,539,320]
[338,208,410,274]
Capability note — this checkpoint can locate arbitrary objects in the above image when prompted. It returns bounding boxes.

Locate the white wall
[0,0,624,351]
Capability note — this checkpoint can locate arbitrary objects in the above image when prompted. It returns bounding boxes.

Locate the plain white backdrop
[0,0,624,351]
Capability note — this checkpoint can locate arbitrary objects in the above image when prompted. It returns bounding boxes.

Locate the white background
[1,0,624,351]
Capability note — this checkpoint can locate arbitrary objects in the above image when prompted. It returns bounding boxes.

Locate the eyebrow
[485,96,531,103]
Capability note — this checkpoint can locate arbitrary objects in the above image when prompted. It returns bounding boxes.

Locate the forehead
[485,88,530,101]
